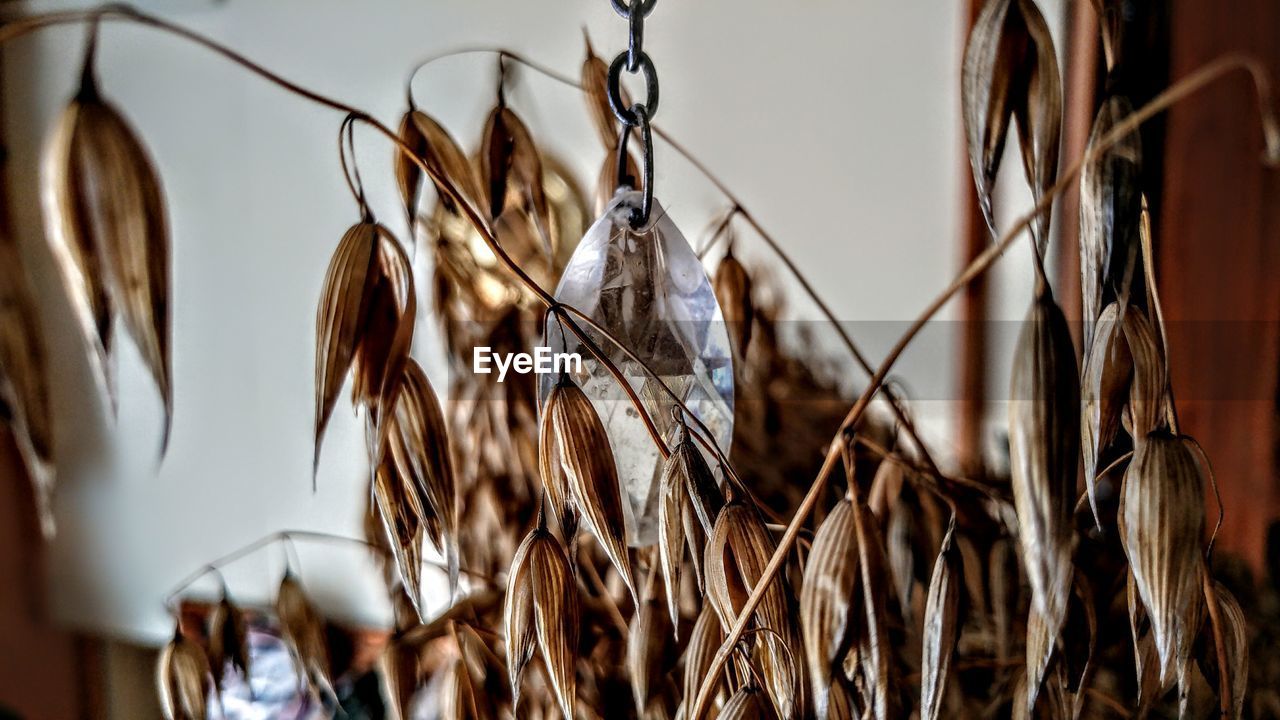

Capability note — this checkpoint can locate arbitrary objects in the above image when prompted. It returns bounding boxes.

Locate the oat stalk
[405,44,946,479]
[686,52,1280,720]
[0,4,692,467]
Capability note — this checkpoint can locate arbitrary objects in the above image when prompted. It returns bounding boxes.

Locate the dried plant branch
[0,4,685,464]
[162,529,491,612]
[405,45,946,479]
[549,306,670,459]
[652,130,946,479]
[853,434,999,502]
[5,11,1275,716]
[163,530,376,609]
[686,52,1280,720]
[578,551,630,636]
[400,589,503,645]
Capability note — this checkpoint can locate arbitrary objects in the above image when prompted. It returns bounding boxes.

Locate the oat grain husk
[961,0,1063,248]
[714,248,755,358]
[706,500,805,719]
[919,526,960,720]
[1080,302,1131,524]
[372,459,427,619]
[659,422,720,627]
[208,593,250,692]
[851,492,897,720]
[275,572,333,700]
[157,623,211,720]
[351,229,416,461]
[527,526,580,719]
[313,222,379,470]
[1208,580,1248,720]
[545,376,636,600]
[538,381,579,543]
[800,497,858,720]
[396,109,484,226]
[1008,278,1079,662]
[1078,96,1142,348]
[481,104,553,255]
[0,234,56,536]
[387,358,459,596]
[1119,432,1205,689]
[43,71,173,444]
[503,528,538,710]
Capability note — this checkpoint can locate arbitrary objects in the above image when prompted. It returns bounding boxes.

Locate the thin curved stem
[1095,450,1134,484]
[405,47,579,106]
[578,552,630,636]
[1184,436,1225,561]
[404,44,946,479]
[853,434,1000,502]
[695,205,740,257]
[0,5,680,462]
[162,529,493,611]
[163,530,377,609]
[337,113,371,217]
[549,305,671,458]
[556,302,737,460]
[654,128,945,479]
[686,53,1280,720]
[555,304,799,524]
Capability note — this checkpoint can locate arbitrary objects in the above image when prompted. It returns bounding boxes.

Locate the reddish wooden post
[1160,0,1280,571]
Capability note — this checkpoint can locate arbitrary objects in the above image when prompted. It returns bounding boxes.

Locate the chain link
[615,105,653,228]
[605,0,658,227]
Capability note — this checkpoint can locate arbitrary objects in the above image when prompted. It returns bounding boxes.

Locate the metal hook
[614,106,654,228]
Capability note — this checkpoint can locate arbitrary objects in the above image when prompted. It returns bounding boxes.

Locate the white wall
[3,0,1061,645]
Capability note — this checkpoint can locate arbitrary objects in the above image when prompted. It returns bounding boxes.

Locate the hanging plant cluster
[3,1,1280,719]
[2,27,174,538]
[159,536,410,719]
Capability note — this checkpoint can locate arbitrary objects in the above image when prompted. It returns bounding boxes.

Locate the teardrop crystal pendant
[541,190,735,547]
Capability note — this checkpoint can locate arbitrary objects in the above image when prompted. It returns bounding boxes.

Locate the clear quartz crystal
[541,190,735,547]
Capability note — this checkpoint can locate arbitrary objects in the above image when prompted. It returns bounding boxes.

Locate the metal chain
[606,0,658,227]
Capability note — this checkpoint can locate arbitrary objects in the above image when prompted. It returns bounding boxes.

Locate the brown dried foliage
[0,234,55,535]
[157,624,211,720]
[504,524,580,718]
[208,594,250,692]
[275,572,333,700]
[43,69,173,447]
[961,0,1062,248]
[113,19,1269,719]
[542,376,637,600]
[1008,277,1078,672]
[1120,433,1206,689]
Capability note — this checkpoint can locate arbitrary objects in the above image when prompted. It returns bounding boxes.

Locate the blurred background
[1,0,1276,717]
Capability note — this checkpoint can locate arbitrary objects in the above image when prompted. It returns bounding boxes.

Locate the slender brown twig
[0,5,682,462]
[687,53,1280,720]
[578,551,630,636]
[6,12,1272,715]
[404,44,946,479]
[161,529,493,612]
